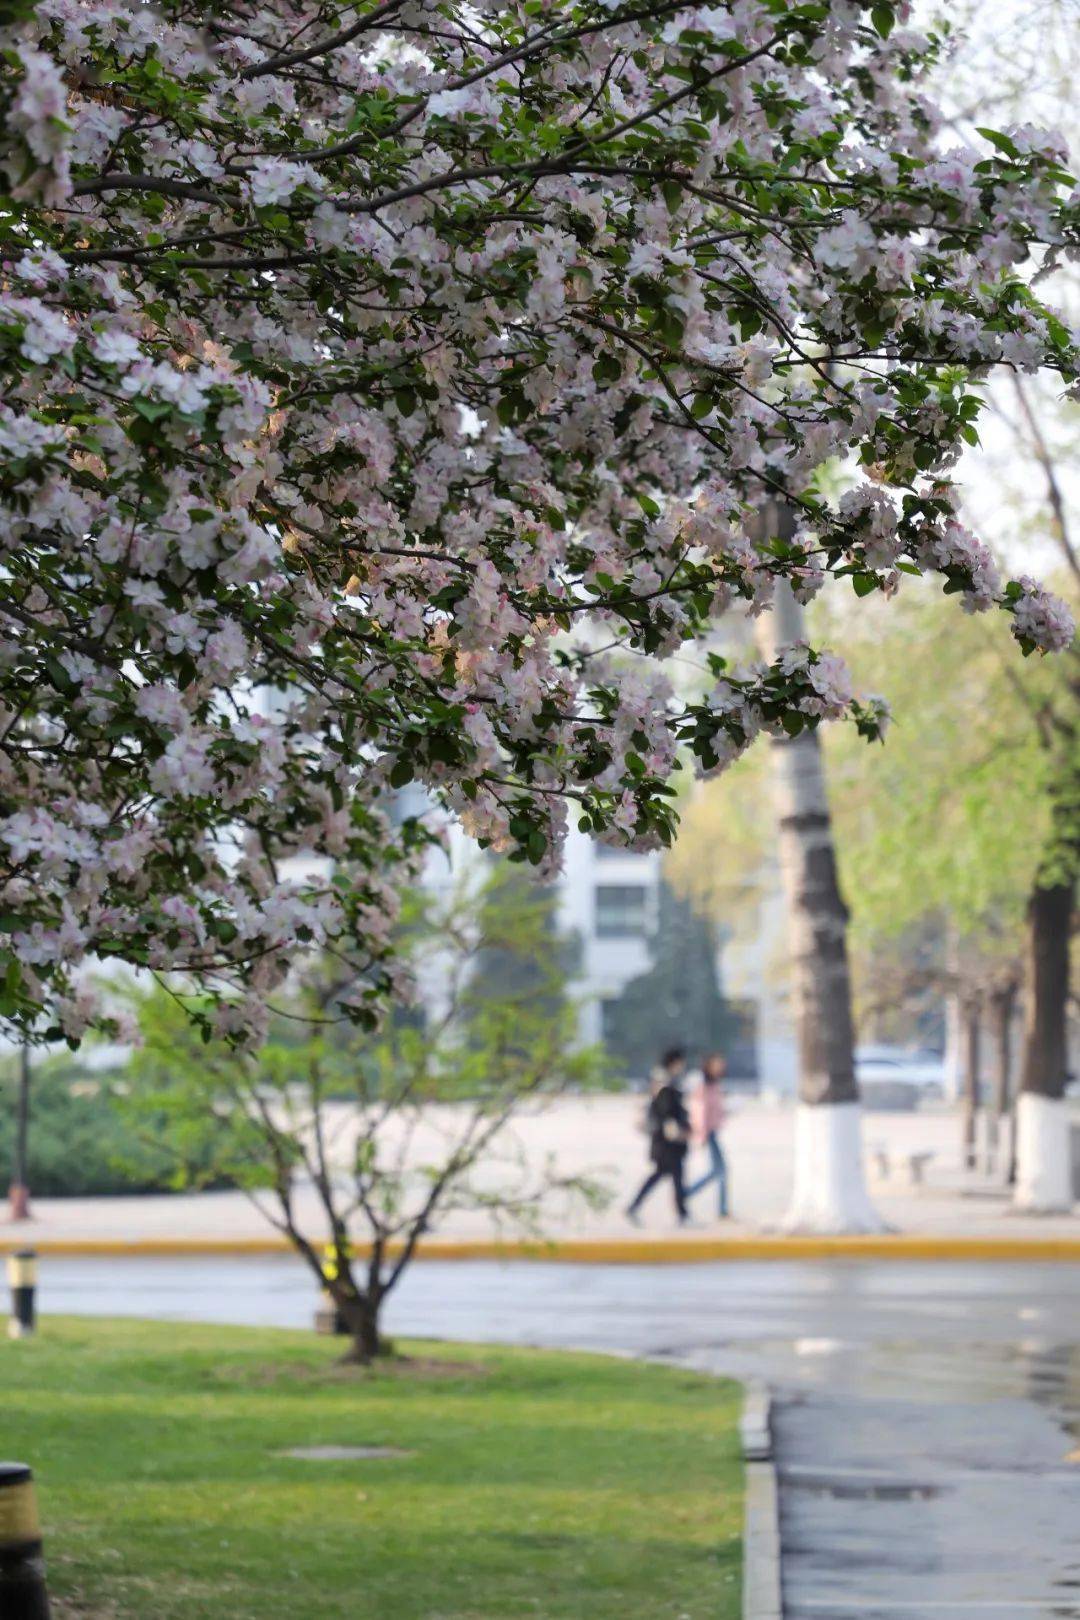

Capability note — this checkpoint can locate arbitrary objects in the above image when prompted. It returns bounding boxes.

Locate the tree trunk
[942,925,964,1105]
[760,578,884,1233]
[334,1284,386,1364]
[961,996,980,1173]
[988,982,1016,1178]
[1015,880,1074,1212]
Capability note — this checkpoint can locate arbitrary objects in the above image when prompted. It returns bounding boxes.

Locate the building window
[595,883,649,938]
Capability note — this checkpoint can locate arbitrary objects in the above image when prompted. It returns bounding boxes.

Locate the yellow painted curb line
[3,1234,1080,1262]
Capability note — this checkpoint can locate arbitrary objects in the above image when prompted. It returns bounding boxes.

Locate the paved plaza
[13,1095,1079,1246]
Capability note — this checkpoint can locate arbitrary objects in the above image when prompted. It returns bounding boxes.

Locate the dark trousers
[628,1156,687,1220]
[685,1131,729,1216]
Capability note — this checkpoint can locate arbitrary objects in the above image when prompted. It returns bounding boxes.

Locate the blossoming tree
[0,0,1076,1077]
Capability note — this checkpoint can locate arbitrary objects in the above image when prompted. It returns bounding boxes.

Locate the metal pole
[9,1045,31,1222]
[0,1462,51,1618]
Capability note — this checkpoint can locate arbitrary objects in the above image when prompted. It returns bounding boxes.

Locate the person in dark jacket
[626,1047,692,1225]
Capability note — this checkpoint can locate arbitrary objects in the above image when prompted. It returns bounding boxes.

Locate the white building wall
[399,794,794,1088]
[557,828,661,1045]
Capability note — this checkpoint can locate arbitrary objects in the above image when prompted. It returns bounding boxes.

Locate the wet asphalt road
[29,1256,1080,1618]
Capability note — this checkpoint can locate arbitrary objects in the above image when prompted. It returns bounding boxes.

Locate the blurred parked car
[856,1045,945,1108]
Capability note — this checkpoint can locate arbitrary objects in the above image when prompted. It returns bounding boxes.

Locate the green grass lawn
[2,1317,743,1620]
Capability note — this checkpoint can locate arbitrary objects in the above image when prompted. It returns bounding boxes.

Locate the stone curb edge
[741,1380,782,1620]
[3,1235,1080,1261]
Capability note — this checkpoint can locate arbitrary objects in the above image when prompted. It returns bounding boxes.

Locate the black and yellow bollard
[314,1241,350,1336]
[0,1463,51,1619]
[6,1251,36,1340]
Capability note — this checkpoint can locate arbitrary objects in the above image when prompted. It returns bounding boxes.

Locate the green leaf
[130,397,173,422]
[496,389,529,425]
[591,354,622,385]
[871,2,894,37]
[43,654,77,692]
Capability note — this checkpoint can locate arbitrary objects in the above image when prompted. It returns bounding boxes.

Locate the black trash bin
[0,1462,50,1619]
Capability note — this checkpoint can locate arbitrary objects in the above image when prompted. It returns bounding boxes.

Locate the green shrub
[0,1054,216,1197]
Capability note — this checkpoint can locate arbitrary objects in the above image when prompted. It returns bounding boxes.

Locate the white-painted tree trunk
[1014,880,1074,1214]
[943,995,964,1104]
[987,981,1017,1179]
[1014,1093,1073,1212]
[785,1101,884,1233]
[759,571,886,1234]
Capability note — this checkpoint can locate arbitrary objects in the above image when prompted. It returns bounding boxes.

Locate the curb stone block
[741,1381,783,1620]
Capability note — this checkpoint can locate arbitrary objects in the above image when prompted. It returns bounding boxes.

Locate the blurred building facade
[557,826,796,1088]
[556,831,660,1049]
[411,792,796,1088]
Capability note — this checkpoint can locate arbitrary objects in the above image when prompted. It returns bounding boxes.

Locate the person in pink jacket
[685,1052,730,1218]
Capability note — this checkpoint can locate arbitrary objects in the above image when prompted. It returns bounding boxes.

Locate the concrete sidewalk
[7,1095,1078,1253]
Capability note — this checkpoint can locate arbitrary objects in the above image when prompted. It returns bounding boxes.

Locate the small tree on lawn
[124,871,604,1363]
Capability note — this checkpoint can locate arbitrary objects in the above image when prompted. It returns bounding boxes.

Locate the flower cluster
[1008,578,1077,655]
[0,0,1075,1043]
